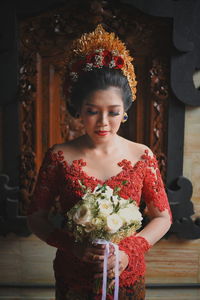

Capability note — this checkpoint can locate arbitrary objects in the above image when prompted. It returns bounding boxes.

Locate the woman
[27,25,172,300]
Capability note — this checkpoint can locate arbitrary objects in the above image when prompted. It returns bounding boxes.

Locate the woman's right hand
[73,242,117,278]
[73,242,106,263]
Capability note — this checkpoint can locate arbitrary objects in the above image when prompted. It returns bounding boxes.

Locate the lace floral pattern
[28,145,172,291]
[118,236,151,287]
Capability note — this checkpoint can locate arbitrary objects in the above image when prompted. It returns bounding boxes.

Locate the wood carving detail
[59,101,85,141]
[149,58,169,180]
[18,54,37,214]
[166,176,200,239]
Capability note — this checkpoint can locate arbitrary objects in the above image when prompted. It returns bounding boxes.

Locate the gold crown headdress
[63,24,137,101]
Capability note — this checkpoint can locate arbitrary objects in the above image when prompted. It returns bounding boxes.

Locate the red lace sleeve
[118,235,151,287]
[141,150,172,221]
[27,146,60,214]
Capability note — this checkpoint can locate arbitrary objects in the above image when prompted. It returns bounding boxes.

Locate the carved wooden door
[19,0,171,215]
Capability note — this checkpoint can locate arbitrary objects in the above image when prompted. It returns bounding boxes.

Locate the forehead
[84,87,123,107]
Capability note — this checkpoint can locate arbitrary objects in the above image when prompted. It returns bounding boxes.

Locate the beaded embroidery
[28,145,172,290]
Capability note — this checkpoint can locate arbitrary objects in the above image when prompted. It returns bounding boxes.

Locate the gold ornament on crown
[63,24,137,101]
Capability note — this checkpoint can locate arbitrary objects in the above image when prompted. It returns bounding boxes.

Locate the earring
[121,112,128,123]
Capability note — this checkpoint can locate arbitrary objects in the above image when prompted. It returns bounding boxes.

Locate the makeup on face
[80,87,124,139]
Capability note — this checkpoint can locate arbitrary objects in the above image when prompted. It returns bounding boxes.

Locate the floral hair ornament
[63,24,137,103]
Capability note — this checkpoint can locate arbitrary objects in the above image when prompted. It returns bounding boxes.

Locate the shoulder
[123,138,154,160]
[49,136,84,162]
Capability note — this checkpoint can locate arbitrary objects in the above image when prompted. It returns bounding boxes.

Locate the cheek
[111,115,122,125]
[81,115,95,127]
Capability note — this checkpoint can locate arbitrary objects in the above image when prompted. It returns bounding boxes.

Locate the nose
[97,112,108,127]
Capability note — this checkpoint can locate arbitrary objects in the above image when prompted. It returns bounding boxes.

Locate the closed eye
[109,112,120,116]
[87,110,98,115]
[86,110,120,116]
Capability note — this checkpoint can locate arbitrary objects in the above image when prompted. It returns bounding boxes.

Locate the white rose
[118,198,127,206]
[104,186,114,198]
[73,205,92,225]
[94,185,114,199]
[119,206,143,224]
[111,195,119,204]
[98,199,113,216]
[106,214,123,233]
[129,205,143,222]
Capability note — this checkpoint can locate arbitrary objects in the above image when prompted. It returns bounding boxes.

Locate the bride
[27,25,172,300]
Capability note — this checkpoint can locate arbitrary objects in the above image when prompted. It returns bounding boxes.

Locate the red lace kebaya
[28,145,172,292]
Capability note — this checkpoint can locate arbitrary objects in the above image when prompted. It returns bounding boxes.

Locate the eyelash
[87,111,120,116]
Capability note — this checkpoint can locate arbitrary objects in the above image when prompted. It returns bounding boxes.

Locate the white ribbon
[93,239,119,300]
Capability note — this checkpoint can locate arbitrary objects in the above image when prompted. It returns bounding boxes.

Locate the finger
[108,268,117,278]
[92,243,105,249]
[107,256,117,270]
[84,253,105,263]
[87,247,105,255]
[108,279,115,289]
[109,244,115,254]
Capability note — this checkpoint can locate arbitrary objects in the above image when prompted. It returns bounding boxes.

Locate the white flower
[98,199,113,216]
[73,205,92,225]
[83,63,93,71]
[109,60,116,68]
[111,195,119,204]
[91,217,103,228]
[70,72,78,82]
[104,186,114,198]
[106,214,123,233]
[82,193,96,203]
[118,206,143,224]
[93,185,114,199]
[112,50,119,55]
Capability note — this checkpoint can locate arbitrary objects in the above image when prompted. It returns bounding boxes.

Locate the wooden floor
[0,287,200,300]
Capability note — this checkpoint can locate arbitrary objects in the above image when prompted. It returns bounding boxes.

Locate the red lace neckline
[78,159,144,184]
[54,148,150,184]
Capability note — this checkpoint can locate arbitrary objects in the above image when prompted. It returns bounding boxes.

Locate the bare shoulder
[51,136,84,161]
[122,138,154,160]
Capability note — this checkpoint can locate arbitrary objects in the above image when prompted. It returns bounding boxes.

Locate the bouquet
[65,181,143,299]
[66,182,142,242]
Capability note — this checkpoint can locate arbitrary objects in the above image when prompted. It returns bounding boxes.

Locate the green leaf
[121,180,128,185]
[113,186,121,194]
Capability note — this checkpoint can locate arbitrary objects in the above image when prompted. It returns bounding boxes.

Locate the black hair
[68,67,133,117]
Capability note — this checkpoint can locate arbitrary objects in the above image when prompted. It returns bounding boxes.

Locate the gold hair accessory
[63,24,137,101]
[121,112,128,123]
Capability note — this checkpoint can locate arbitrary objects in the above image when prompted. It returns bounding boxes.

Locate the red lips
[95,131,109,136]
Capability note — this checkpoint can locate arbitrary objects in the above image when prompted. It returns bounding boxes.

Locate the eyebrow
[85,103,122,107]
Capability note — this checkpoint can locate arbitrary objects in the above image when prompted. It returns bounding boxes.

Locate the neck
[84,134,121,155]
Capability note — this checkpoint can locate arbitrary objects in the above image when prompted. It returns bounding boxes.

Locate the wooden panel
[146,238,200,284]
[0,234,200,286]
[146,288,200,300]
[49,64,62,147]
[0,286,200,300]
[0,235,55,285]
[35,53,43,172]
